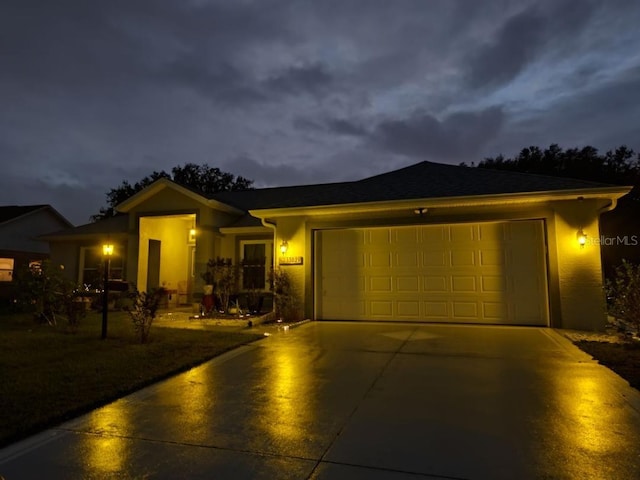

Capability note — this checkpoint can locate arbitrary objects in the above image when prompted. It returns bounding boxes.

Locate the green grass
[0,311,263,447]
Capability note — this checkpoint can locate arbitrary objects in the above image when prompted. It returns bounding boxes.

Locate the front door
[147,239,161,291]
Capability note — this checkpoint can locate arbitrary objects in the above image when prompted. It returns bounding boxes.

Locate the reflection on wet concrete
[533,363,638,479]
[82,399,132,476]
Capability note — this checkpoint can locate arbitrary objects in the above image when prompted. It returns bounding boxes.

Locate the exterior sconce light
[577,229,587,248]
[101,243,114,339]
[188,228,196,243]
[280,240,288,255]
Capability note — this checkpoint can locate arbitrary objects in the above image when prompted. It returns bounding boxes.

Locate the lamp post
[102,243,114,339]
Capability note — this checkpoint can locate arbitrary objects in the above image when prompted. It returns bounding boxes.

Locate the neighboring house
[43,161,631,331]
[0,205,73,302]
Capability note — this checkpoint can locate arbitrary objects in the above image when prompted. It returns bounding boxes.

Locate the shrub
[203,257,238,313]
[126,289,161,343]
[11,260,85,330]
[607,260,640,335]
[271,268,299,321]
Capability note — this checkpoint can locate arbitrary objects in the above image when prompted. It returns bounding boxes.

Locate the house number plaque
[280,256,303,265]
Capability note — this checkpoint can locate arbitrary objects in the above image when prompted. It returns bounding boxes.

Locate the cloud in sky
[1,0,639,224]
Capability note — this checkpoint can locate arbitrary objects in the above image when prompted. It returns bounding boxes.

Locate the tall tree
[92,164,253,221]
[467,144,640,277]
[473,144,640,190]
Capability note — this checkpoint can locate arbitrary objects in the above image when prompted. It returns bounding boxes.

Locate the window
[240,241,273,290]
[79,247,124,288]
[0,258,14,282]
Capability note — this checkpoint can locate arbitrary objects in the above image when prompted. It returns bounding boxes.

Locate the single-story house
[42,161,631,331]
[0,205,73,301]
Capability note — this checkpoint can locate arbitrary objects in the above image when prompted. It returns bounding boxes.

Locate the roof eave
[249,186,633,218]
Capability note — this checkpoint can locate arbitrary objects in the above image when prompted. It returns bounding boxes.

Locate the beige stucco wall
[549,199,609,331]
[264,198,612,331]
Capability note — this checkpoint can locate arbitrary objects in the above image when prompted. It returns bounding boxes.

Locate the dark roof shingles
[212,161,616,210]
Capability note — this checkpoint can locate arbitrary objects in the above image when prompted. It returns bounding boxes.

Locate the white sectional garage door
[315,221,549,325]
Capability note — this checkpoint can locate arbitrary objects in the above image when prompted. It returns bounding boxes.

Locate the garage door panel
[453,302,478,318]
[370,300,393,316]
[451,250,476,266]
[369,252,391,267]
[480,250,505,266]
[451,276,476,293]
[394,227,419,244]
[397,301,420,317]
[423,251,447,267]
[483,302,509,320]
[370,276,392,292]
[421,225,448,243]
[481,276,507,293]
[395,251,419,267]
[397,276,419,292]
[317,221,549,325]
[424,275,448,292]
[450,224,476,242]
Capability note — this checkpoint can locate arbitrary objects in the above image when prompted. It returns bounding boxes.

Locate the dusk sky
[1,0,639,225]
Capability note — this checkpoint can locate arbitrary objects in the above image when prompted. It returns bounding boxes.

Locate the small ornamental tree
[126,288,161,343]
[607,260,640,335]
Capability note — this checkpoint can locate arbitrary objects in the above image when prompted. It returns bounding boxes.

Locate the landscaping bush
[271,268,300,321]
[203,257,238,313]
[607,260,640,335]
[11,260,85,330]
[126,289,161,343]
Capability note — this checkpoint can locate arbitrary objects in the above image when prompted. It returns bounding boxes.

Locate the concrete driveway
[2,322,640,479]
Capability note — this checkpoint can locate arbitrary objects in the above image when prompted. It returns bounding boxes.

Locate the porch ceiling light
[102,244,114,256]
[280,240,288,255]
[577,229,587,248]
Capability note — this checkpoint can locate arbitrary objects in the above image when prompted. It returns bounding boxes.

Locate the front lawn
[0,311,263,447]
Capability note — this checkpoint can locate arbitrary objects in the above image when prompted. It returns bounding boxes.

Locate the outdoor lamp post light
[102,243,114,339]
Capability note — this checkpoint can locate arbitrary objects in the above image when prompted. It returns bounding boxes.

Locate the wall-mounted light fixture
[577,228,587,248]
[188,228,196,244]
[102,244,114,256]
[280,240,288,255]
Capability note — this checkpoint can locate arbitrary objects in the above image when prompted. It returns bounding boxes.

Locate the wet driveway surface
[2,322,640,479]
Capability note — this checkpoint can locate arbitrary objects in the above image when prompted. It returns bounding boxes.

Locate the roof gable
[0,205,73,228]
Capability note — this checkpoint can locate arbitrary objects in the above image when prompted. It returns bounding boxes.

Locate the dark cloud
[264,63,333,96]
[465,7,547,89]
[0,0,638,224]
[465,0,599,90]
[293,116,367,137]
[371,107,505,160]
[326,119,368,137]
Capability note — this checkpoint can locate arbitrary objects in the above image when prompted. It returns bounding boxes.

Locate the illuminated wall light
[102,244,114,256]
[577,229,587,248]
[280,240,288,255]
